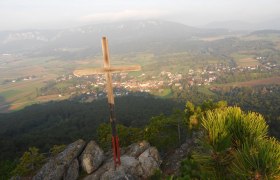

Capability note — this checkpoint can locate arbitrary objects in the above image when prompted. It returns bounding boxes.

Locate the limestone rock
[64,159,79,180]
[161,139,194,175]
[124,141,150,158]
[83,141,162,180]
[100,166,134,180]
[84,156,141,180]
[138,147,162,178]
[80,141,105,174]
[33,139,86,180]
[83,160,114,180]
[120,155,143,177]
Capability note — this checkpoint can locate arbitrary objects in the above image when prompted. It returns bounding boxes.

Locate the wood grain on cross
[74,37,141,167]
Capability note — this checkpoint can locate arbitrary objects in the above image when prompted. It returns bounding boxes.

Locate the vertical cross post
[101,37,121,167]
[74,37,141,167]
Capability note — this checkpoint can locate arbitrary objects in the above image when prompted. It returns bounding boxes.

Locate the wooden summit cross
[74,37,141,167]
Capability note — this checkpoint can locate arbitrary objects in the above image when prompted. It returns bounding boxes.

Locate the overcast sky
[0,0,280,30]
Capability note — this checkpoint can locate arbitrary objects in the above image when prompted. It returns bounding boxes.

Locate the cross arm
[73,65,141,77]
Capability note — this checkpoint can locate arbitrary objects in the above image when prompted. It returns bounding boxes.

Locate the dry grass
[236,58,260,67]
[36,94,70,101]
[224,76,280,87]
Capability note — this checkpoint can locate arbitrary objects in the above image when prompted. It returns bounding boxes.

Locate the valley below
[0,20,279,113]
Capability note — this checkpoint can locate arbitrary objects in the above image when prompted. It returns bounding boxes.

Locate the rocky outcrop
[120,155,143,177]
[33,139,86,180]
[124,140,150,158]
[139,147,162,178]
[32,140,161,180]
[64,159,79,180]
[161,139,194,176]
[80,141,105,174]
[100,166,134,180]
[84,141,161,180]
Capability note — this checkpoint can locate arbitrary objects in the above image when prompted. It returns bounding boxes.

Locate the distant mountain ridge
[0,20,228,58]
[203,18,280,31]
[2,19,279,58]
[249,29,280,35]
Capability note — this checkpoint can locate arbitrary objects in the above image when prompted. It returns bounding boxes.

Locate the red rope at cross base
[112,135,121,167]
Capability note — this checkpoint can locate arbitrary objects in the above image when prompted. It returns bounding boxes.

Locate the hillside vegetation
[0,95,183,161]
[2,101,280,179]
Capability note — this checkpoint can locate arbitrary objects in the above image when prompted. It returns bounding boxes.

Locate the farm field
[199,34,242,41]
[230,52,260,67]
[0,55,76,112]
[0,78,50,112]
[235,58,260,67]
[220,76,280,87]
[0,78,72,112]
[151,88,172,97]
[244,33,280,42]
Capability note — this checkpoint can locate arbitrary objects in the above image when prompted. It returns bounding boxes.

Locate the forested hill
[5,100,280,179]
[0,94,280,179]
[0,95,183,160]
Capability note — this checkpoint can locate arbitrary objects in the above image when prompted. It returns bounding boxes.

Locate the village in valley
[37,56,278,101]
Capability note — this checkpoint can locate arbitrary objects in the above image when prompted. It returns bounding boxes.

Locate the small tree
[12,147,45,176]
[144,114,186,152]
[97,123,143,151]
[50,144,66,157]
[184,100,227,136]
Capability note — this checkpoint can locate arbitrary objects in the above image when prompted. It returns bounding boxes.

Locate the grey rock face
[138,147,162,178]
[80,141,105,174]
[32,139,161,180]
[83,160,116,180]
[84,144,162,180]
[161,139,194,175]
[83,156,142,180]
[33,139,86,180]
[64,158,79,180]
[100,166,134,180]
[83,144,117,180]
[124,141,150,158]
[120,155,143,178]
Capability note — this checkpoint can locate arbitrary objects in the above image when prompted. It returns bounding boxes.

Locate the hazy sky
[0,0,280,30]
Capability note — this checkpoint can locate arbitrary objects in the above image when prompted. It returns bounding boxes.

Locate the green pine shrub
[180,106,280,179]
[231,137,280,179]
